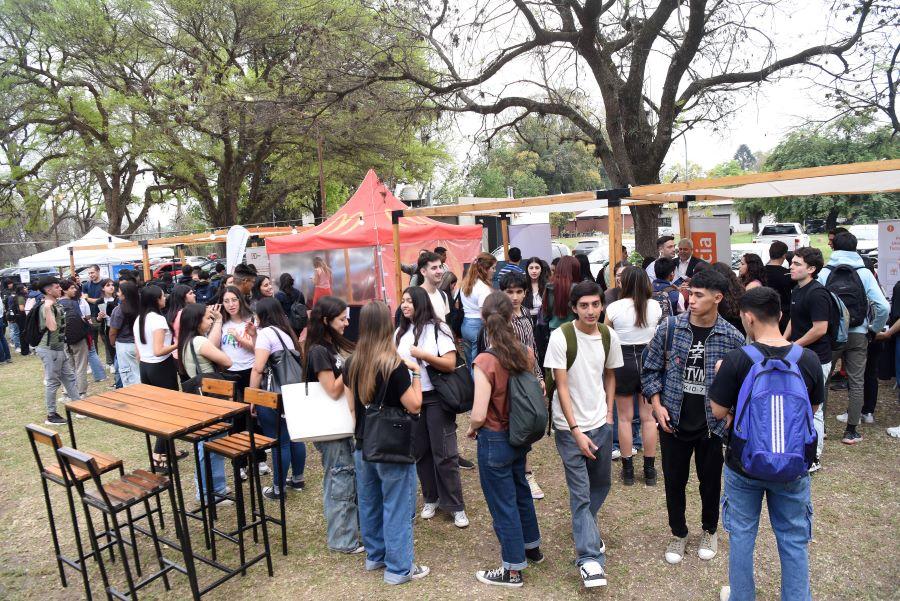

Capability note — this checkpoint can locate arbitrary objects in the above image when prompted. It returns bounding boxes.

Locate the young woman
[166,284,196,361]
[347,301,430,584]
[303,295,362,553]
[542,255,580,330]
[738,253,767,290]
[459,252,497,368]
[249,298,307,497]
[251,275,275,312]
[604,266,661,486]
[178,303,233,499]
[396,286,468,528]
[523,257,550,364]
[468,292,542,588]
[135,285,181,470]
[95,279,118,367]
[575,254,593,282]
[274,273,305,316]
[311,256,333,307]
[710,262,746,334]
[109,281,140,386]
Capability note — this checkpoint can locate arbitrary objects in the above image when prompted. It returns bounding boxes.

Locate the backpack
[289,300,309,334]
[641,315,677,366]
[499,358,548,448]
[825,265,870,327]
[824,289,850,350]
[4,295,16,320]
[23,300,48,347]
[59,301,88,345]
[194,283,213,304]
[731,344,816,482]
[543,321,610,435]
[652,285,677,319]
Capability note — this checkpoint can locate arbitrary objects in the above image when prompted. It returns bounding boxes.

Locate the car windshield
[848,225,877,240]
[760,224,799,235]
[573,241,599,254]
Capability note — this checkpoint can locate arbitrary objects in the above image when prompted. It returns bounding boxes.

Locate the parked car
[152,261,183,279]
[572,239,602,256]
[491,242,571,262]
[804,218,827,234]
[847,224,878,257]
[752,223,810,250]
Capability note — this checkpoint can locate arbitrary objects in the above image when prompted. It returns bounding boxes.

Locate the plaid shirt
[640,312,743,437]
[478,306,543,381]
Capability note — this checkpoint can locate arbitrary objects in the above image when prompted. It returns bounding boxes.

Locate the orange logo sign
[692,232,717,263]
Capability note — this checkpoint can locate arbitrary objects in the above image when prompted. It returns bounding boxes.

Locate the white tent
[18,226,173,269]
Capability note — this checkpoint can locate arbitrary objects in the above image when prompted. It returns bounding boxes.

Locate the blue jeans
[0,323,10,362]
[195,436,227,500]
[477,429,541,570]
[8,321,20,349]
[354,450,417,584]
[313,438,359,552]
[722,466,813,601]
[257,406,306,489]
[461,316,482,370]
[554,424,612,566]
[87,342,107,381]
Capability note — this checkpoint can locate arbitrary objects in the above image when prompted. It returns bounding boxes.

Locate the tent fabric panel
[17,226,173,269]
[661,170,900,199]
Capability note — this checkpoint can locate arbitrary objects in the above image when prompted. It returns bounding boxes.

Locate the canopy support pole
[500,213,510,259]
[140,240,151,283]
[391,210,403,304]
[177,243,186,265]
[68,247,75,277]
[597,188,629,268]
[678,196,693,241]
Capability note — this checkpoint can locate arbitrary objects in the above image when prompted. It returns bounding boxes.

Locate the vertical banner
[878,219,900,298]
[225,225,250,274]
[244,246,270,276]
[689,216,731,264]
[509,223,553,263]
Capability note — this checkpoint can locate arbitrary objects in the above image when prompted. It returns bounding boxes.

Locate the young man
[640,269,743,565]
[58,279,91,400]
[784,247,831,469]
[818,232,889,445]
[33,276,80,425]
[644,235,677,280]
[764,241,795,333]
[232,263,258,301]
[544,280,624,588]
[417,251,449,322]
[651,257,687,315]
[710,287,824,601]
[178,263,195,286]
[674,238,706,282]
[497,246,525,280]
[81,264,103,311]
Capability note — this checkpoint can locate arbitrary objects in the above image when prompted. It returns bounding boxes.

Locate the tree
[381,0,879,257]
[733,145,758,171]
[467,145,548,198]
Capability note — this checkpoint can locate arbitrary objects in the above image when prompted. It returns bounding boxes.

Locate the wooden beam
[403,190,597,218]
[343,248,354,304]
[68,247,76,276]
[139,240,151,282]
[71,227,302,252]
[500,214,510,260]
[608,198,623,270]
[391,210,403,304]
[177,244,186,264]
[678,198,691,241]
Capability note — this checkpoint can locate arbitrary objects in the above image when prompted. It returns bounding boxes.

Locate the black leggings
[140,356,180,455]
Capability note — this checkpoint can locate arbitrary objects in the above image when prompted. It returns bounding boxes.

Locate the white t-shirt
[134,312,173,364]
[394,322,456,392]
[543,324,624,432]
[426,288,449,322]
[221,319,256,371]
[606,298,663,345]
[460,280,492,319]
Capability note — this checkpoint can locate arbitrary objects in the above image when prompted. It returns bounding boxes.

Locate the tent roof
[266,170,482,255]
[18,226,173,269]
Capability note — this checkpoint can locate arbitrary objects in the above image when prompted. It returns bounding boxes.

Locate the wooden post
[608,197,623,269]
[391,210,403,304]
[678,196,693,241]
[68,247,76,276]
[317,132,327,221]
[343,248,354,304]
[500,213,510,259]
[177,243,186,264]
[140,240,151,282]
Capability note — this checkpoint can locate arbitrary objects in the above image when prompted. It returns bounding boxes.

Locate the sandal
[151,455,170,474]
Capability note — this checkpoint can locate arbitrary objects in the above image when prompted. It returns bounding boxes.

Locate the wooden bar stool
[178,378,235,549]
[26,424,127,601]
[57,446,177,601]
[202,387,280,576]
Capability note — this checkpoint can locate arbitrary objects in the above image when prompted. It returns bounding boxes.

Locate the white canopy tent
[18,226,174,269]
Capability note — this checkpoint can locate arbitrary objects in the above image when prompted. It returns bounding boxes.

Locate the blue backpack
[731,345,816,482]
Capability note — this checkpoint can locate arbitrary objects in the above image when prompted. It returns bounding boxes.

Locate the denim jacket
[640,312,743,438]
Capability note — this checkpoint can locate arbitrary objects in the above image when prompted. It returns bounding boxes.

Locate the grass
[1,353,898,600]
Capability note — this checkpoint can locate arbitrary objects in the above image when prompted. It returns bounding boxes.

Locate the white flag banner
[878,219,900,298]
[225,225,250,274]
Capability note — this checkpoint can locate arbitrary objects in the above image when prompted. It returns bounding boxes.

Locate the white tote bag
[282,380,355,442]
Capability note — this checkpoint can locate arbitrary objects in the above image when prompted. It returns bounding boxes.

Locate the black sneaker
[458,457,475,470]
[475,566,523,588]
[644,464,658,486]
[262,486,282,500]
[622,457,634,486]
[841,429,862,445]
[525,547,545,564]
[45,412,66,425]
[286,477,305,491]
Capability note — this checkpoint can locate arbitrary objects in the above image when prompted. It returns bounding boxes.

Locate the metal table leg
[166,438,201,600]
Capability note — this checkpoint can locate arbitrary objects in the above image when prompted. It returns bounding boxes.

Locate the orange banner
[691,231,717,263]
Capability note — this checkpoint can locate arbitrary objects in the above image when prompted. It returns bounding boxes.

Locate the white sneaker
[861,413,874,424]
[257,462,271,475]
[808,460,821,473]
[665,535,688,564]
[887,425,900,438]
[698,530,718,560]
[611,448,622,460]
[836,413,848,423]
[720,585,731,601]
[526,472,545,499]
[420,502,438,520]
[410,564,430,580]
[453,510,470,528]
[579,560,607,588]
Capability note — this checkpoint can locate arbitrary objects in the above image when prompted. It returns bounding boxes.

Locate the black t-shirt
[788,280,832,363]
[709,343,825,475]
[678,323,712,438]
[764,265,794,316]
[306,342,343,381]
[347,361,412,444]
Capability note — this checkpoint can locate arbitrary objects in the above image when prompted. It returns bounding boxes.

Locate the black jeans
[862,339,882,415]
[415,392,465,512]
[659,429,724,538]
[140,356,181,455]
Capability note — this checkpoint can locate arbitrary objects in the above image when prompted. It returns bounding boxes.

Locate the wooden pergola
[390,159,900,301]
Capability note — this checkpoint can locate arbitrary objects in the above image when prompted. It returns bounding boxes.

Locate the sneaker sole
[44,421,66,426]
[531,491,545,499]
[526,554,545,565]
[665,554,684,565]
[583,577,607,588]
[841,439,862,445]
[698,551,717,561]
[475,573,523,588]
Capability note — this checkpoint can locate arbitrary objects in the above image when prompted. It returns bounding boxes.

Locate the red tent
[266,170,482,308]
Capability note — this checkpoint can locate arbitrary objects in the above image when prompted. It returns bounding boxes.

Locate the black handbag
[266,329,304,393]
[425,326,474,414]
[180,337,237,394]
[362,370,418,464]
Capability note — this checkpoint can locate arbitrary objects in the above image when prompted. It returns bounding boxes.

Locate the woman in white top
[459,252,496,369]
[604,265,662,486]
[395,286,468,528]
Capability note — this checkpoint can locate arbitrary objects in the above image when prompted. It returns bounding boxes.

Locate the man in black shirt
[783,247,831,471]
[764,241,794,333]
[710,287,824,601]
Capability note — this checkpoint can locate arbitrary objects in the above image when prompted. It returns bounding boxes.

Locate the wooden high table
[64,383,247,600]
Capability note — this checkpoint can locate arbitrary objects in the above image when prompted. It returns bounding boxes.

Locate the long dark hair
[138,285,167,345]
[349,302,402,406]
[575,254,592,282]
[525,257,548,293]
[304,295,354,357]
[395,286,439,347]
[177,303,207,375]
[481,292,530,372]
[619,265,652,328]
[252,275,271,300]
[166,284,193,328]
[255,297,300,352]
[219,285,253,322]
[710,262,744,320]
[278,273,298,301]
[545,255,580,319]
[119,280,140,326]
[740,253,767,287]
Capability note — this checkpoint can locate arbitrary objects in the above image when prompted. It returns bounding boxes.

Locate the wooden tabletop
[66,383,247,439]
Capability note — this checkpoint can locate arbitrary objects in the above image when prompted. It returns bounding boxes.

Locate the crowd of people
[2,227,899,597]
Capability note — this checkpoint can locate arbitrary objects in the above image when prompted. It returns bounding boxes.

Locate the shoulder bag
[281,341,354,442]
[424,324,474,414]
[362,367,418,464]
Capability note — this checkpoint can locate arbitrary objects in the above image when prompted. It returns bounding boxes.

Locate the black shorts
[614,344,645,395]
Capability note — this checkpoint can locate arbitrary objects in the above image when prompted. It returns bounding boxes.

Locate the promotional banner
[689,216,732,264]
[878,219,900,298]
[509,223,553,263]
[244,246,270,277]
[225,225,250,274]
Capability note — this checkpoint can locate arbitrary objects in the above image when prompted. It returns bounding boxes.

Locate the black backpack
[60,301,88,345]
[23,300,48,347]
[4,295,16,320]
[825,265,870,328]
[289,300,309,334]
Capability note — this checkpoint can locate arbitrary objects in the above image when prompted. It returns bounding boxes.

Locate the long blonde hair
[461,252,497,296]
[347,301,402,406]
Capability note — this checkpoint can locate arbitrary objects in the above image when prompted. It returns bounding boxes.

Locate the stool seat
[180,422,231,443]
[204,432,276,460]
[85,470,169,510]
[44,449,123,484]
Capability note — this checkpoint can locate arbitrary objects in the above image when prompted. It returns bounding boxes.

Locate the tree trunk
[826,206,840,231]
[752,213,761,235]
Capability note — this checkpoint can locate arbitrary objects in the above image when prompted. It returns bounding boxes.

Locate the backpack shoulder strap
[741,344,765,363]
[785,344,804,364]
[598,323,610,359]
[561,321,578,369]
